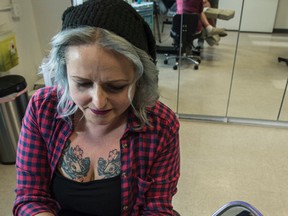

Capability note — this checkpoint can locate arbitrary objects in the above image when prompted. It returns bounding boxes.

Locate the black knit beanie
[62,0,156,62]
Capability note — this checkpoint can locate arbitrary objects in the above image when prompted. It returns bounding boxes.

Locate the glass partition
[227,32,288,120]
[157,0,288,125]
[177,0,241,117]
[277,76,288,121]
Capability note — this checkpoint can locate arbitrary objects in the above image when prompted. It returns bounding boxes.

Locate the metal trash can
[0,75,28,164]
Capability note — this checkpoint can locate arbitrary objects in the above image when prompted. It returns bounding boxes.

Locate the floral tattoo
[97,149,121,178]
[58,140,90,182]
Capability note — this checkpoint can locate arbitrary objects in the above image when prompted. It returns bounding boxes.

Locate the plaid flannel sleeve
[143,111,180,215]
[13,96,60,216]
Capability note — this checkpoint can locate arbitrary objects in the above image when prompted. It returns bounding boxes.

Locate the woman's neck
[73,110,128,137]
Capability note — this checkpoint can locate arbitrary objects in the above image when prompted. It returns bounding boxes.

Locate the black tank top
[51,170,121,216]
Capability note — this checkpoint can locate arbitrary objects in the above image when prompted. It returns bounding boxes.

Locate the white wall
[217,0,242,31]
[0,0,42,90]
[31,0,71,55]
[274,0,288,29]
[218,0,286,33]
[0,0,70,91]
[241,0,279,32]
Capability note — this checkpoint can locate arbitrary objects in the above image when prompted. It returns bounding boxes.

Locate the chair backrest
[171,13,199,48]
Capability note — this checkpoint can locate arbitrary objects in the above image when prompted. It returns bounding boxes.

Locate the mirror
[278,78,288,121]
[212,201,263,216]
[157,0,240,116]
[172,0,241,117]
[156,0,180,112]
[157,0,288,125]
[227,31,288,120]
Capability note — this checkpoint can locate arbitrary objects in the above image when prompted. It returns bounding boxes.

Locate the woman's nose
[92,85,107,109]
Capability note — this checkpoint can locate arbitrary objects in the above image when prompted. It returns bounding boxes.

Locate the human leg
[200,12,225,37]
[203,0,216,27]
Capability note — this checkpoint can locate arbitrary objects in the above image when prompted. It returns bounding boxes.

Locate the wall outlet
[11,3,20,18]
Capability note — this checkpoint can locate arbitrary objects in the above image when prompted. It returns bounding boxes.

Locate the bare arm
[34,213,55,216]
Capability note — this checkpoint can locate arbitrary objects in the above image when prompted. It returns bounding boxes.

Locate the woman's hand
[34,213,55,216]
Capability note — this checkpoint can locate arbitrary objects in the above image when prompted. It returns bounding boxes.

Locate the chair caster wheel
[192,57,201,64]
[194,65,199,70]
[173,65,178,70]
[164,59,168,64]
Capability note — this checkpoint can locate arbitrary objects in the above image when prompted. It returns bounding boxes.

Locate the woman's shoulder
[28,86,59,113]
[30,85,58,103]
[147,101,179,128]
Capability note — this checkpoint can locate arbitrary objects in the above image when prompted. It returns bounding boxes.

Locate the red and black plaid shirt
[13,86,180,216]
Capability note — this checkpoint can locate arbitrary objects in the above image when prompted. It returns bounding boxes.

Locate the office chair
[278,57,288,66]
[164,13,201,70]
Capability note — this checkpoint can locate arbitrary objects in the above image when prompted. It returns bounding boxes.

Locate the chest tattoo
[58,140,90,182]
[97,149,121,179]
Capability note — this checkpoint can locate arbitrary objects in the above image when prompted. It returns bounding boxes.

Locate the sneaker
[205,8,235,20]
[206,27,225,37]
[205,35,220,46]
[217,9,235,20]
[219,31,228,37]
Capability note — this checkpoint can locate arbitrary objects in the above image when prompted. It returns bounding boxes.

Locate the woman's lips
[89,108,111,115]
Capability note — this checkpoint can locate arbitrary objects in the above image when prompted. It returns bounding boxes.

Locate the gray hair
[42,27,159,128]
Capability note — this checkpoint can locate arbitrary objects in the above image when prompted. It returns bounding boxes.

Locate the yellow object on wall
[0,31,19,72]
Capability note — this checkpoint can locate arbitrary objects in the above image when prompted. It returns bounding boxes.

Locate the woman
[176,0,225,36]
[13,0,180,215]
[176,0,226,46]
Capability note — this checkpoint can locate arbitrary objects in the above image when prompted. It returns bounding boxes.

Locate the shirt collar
[125,108,150,133]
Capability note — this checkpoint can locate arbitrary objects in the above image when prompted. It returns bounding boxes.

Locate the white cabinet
[218,0,279,33]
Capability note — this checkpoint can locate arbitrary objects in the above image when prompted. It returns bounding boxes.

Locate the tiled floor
[172,120,288,216]
[0,163,16,216]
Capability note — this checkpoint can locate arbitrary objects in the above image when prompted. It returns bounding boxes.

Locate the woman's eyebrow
[71,76,130,83]
[71,77,92,83]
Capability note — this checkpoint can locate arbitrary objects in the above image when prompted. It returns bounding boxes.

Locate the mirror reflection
[278,79,288,121]
[227,32,288,120]
[157,0,240,116]
[156,0,288,124]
